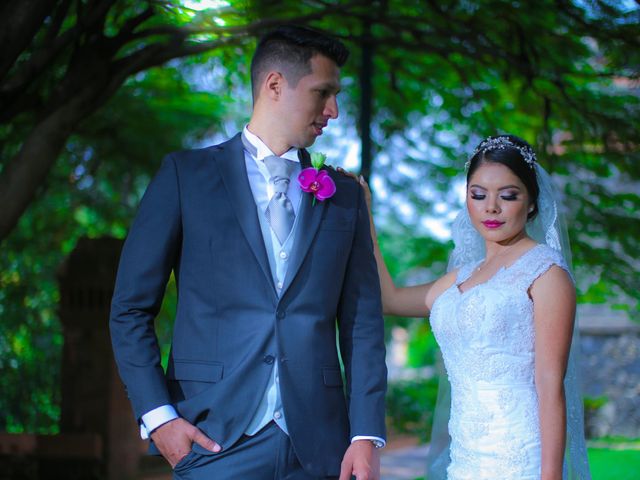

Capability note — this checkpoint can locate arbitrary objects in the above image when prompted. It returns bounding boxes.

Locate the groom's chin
[296,138,315,149]
[298,131,321,149]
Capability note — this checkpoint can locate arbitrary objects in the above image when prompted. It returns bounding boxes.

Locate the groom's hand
[339,440,380,480]
[150,417,221,468]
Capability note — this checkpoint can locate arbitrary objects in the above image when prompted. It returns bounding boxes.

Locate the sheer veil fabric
[425,164,591,479]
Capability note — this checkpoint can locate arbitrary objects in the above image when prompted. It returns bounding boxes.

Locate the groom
[109,25,387,479]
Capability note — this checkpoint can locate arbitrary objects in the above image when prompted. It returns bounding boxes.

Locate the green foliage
[386,376,440,442]
[328,0,640,313]
[406,323,439,368]
[584,394,610,438]
[0,62,236,433]
[2,0,639,434]
[158,275,178,370]
[584,395,609,412]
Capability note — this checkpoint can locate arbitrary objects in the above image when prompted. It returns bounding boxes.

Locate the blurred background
[0,0,638,478]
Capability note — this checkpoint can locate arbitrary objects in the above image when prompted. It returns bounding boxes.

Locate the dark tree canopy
[1,0,638,432]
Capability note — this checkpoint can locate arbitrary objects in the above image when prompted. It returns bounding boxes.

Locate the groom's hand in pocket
[150,417,221,468]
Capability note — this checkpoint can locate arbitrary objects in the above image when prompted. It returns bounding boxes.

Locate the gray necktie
[263,155,297,244]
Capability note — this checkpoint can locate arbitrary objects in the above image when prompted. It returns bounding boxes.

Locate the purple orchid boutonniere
[298,152,336,205]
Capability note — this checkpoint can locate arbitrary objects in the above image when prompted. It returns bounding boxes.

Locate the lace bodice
[430,244,569,479]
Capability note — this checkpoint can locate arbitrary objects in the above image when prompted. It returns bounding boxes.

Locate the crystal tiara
[467,136,537,170]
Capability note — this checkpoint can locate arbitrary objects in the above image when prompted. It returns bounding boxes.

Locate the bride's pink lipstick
[482,220,505,229]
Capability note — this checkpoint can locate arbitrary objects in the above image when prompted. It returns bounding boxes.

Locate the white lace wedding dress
[430,244,567,479]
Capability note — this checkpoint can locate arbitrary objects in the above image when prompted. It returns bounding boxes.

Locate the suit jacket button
[276,310,285,319]
[263,355,275,365]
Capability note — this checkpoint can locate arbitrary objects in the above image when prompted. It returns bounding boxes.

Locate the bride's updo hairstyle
[466,134,539,220]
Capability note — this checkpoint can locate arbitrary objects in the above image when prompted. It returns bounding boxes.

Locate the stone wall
[578,305,640,438]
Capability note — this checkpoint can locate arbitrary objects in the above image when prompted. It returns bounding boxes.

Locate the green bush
[386,376,439,442]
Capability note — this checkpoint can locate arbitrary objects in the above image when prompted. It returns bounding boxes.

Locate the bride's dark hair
[466,134,540,220]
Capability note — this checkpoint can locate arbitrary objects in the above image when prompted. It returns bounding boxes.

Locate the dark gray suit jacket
[109,133,387,476]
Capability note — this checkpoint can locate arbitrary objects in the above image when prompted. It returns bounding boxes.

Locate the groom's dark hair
[251,25,349,101]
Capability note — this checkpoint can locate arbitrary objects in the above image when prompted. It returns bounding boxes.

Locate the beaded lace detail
[430,244,568,479]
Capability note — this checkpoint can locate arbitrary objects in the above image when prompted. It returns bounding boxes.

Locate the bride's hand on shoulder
[336,167,372,212]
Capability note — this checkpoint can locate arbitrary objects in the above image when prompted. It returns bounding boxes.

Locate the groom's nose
[323,95,339,119]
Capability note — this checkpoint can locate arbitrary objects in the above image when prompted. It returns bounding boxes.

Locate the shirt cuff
[351,435,386,449]
[140,405,179,440]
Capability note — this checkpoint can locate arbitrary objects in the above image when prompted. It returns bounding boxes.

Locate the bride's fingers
[336,167,369,188]
[336,166,359,181]
[355,174,370,190]
[335,168,372,209]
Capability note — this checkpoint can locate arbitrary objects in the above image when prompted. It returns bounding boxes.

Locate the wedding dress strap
[505,244,572,290]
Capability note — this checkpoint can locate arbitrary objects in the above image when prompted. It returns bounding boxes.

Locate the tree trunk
[0,79,124,241]
[359,18,374,181]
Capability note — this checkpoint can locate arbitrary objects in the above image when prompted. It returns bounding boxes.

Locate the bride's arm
[531,265,576,480]
[351,172,446,318]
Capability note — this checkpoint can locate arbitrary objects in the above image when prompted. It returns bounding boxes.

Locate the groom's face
[278,54,341,149]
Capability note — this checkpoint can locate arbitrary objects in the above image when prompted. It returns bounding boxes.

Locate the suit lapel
[215,133,275,294]
[280,149,326,296]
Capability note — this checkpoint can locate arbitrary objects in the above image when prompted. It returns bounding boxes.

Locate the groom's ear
[264,71,285,100]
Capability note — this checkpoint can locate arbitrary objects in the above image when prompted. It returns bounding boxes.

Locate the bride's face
[466,161,532,244]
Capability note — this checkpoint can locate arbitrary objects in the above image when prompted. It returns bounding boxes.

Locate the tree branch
[44,0,73,44]
[0,0,58,80]
[0,5,123,121]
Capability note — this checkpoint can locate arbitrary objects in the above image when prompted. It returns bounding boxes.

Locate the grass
[588,447,640,480]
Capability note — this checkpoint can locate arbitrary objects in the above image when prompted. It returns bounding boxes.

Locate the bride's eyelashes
[468,187,486,200]
[500,192,519,201]
[469,190,521,201]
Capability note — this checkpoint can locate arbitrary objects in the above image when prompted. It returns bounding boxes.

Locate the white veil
[425,163,591,479]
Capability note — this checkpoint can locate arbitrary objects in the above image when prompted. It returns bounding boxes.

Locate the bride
[348,135,591,479]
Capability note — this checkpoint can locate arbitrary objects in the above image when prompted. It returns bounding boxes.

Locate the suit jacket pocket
[167,360,224,383]
[323,367,344,387]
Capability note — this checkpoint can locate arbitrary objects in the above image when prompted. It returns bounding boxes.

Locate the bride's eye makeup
[469,188,521,201]
[469,187,486,200]
[500,191,519,201]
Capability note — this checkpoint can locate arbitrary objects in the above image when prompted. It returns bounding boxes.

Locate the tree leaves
[1,0,638,432]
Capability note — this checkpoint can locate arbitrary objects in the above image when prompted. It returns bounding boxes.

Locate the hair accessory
[466,136,537,170]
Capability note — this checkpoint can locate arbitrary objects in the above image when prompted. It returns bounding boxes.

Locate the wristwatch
[371,439,384,449]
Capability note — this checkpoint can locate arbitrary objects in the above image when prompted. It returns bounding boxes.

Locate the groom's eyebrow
[317,81,341,93]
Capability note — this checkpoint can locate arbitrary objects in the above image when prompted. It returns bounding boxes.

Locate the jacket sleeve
[336,183,387,441]
[109,154,182,420]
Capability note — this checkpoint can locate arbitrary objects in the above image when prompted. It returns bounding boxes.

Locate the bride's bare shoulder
[426,269,459,311]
